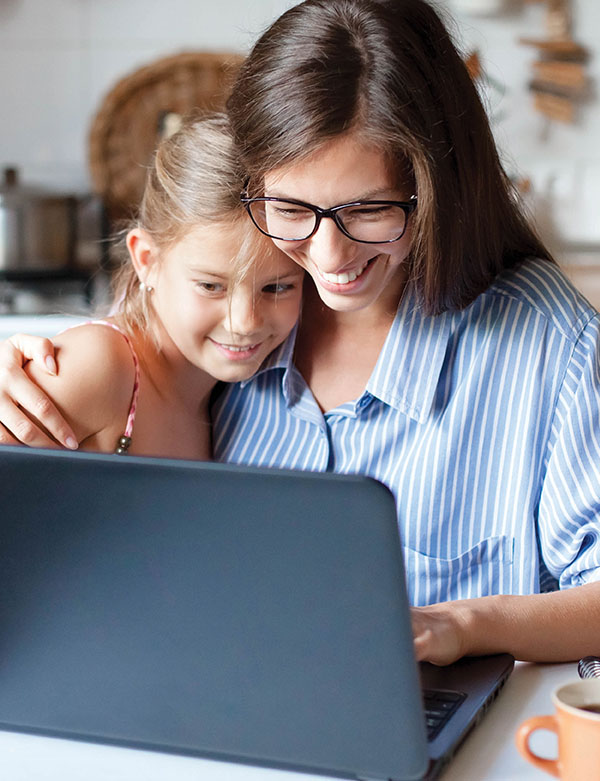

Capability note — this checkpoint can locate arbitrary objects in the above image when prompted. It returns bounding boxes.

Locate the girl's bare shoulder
[24,322,138,445]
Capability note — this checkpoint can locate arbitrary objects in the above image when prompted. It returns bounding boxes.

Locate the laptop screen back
[0,448,429,780]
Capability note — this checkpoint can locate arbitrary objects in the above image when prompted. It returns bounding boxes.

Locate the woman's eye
[346,205,391,219]
[272,207,311,220]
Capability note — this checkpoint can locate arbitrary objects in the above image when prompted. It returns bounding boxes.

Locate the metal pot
[0,167,78,271]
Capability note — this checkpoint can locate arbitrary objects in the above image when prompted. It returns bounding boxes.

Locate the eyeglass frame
[240,188,418,245]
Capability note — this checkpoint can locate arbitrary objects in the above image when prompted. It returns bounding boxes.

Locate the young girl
[18,114,304,459]
[2,0,600,666]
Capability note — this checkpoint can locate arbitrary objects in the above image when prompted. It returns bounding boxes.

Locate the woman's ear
[126,228,159,288]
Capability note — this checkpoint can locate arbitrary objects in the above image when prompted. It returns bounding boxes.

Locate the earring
[139,281,154,293]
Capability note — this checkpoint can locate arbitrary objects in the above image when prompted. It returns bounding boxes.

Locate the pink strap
[56,319,140,438]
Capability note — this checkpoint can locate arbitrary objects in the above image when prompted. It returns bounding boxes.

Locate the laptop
[0,447,513,780]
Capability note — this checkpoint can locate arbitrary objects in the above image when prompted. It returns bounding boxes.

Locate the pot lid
[0,167,76,204]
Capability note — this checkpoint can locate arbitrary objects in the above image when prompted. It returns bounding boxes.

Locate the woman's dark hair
[226,0,552,314]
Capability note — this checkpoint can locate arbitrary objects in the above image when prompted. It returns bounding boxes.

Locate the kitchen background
[0,0,599,336]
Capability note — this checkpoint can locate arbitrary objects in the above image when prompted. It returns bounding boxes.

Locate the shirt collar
[366,283,452,423]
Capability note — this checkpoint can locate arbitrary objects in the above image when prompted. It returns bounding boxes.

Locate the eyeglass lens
[248,200,408,242]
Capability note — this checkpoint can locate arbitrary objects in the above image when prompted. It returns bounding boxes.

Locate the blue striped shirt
[213,259,600,606]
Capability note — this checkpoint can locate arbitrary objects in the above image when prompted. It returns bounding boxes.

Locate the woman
[1,0,599,665]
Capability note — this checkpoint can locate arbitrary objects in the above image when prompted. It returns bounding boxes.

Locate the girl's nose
[226,290,263,336]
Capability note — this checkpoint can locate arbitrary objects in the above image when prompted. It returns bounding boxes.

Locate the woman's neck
[294,277,406,412]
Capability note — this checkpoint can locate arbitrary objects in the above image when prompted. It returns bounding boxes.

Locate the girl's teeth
[321,262,367,285]
[224,344,257,352]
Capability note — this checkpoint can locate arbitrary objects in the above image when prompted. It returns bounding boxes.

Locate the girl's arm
[19,326,135,450]
[412,580,600,665]
[0,334,78,448]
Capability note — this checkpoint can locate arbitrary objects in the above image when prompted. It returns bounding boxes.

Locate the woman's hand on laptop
[0,334,78,449]
[411,602,472,666]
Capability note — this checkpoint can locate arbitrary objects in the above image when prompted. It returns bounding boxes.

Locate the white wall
[1,0,599,246]
[0,0,296,192]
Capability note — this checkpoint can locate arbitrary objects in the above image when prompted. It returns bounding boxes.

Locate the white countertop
[0,314,87,341]
[0,661,577,780]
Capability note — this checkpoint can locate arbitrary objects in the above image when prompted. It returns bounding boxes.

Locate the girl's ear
[126,228,159,287]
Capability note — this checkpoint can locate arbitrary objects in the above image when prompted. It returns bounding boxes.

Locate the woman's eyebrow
[263,186,401,201]
[345,187,402,201]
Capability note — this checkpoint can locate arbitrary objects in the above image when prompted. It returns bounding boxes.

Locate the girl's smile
[207,339,264,362]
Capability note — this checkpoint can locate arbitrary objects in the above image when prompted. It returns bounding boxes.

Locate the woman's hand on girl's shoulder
[22,324,137,451]
[0,333,78,448]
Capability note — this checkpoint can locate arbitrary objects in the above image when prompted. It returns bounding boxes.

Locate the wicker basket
[88,51,244,220]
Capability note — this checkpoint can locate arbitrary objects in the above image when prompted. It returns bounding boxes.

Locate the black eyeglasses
[240,192,417,244]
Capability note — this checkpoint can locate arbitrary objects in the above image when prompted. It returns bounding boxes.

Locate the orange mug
[515,679,600,780]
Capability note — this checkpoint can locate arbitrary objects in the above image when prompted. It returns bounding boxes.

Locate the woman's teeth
[320,261,369,285]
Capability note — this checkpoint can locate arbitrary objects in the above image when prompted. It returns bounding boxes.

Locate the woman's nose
[305,217,358,271]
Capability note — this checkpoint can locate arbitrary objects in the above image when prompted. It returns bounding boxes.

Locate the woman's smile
[315,256,380,287]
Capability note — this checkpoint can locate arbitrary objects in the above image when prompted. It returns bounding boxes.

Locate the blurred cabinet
[561,253,600,312]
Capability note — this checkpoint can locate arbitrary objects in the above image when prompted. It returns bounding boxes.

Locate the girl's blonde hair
[112,112,280,334]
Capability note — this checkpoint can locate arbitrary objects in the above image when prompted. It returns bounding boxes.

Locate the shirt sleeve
[538,313,600,588]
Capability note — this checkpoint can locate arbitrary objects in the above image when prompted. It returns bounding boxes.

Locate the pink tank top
[58,320,140,455]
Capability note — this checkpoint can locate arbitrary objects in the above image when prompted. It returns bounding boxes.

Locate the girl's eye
[196,281,225,295]
[262,282,295,295]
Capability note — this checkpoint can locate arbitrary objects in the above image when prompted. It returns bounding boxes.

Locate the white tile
[86,0,273,51]
[87,45,187,121]
[271,0,299,16]
[0,0,84,44]
[0,48,88,187]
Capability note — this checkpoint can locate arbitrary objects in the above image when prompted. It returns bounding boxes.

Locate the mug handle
[515,715,560,778]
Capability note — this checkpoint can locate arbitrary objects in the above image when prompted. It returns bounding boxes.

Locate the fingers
[0,337,77,449]
[0,418,60,448]
[0,422,21,446]
[0,385,75,449]
[5,333,57,374]
[411,605,465,666]
[413,627,434,663]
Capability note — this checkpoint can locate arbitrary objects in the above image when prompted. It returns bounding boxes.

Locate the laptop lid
[0,447,511,780]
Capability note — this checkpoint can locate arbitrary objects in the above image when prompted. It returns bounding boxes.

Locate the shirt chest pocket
[403,535,515,606]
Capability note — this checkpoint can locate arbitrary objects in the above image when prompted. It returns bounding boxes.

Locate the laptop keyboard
[423,689,466,741]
